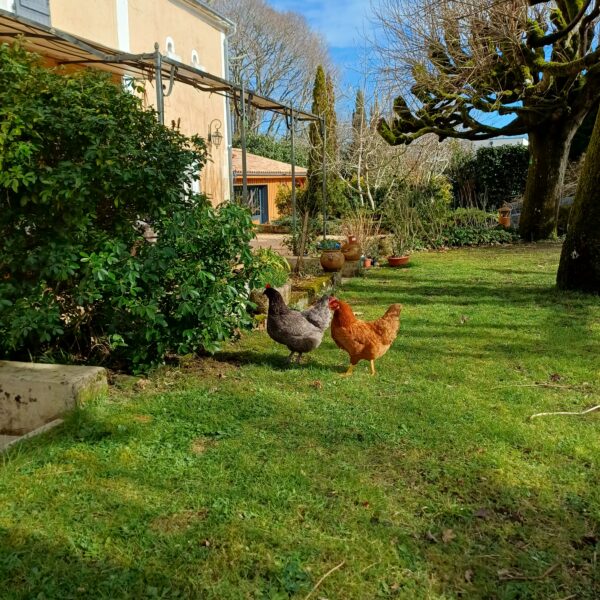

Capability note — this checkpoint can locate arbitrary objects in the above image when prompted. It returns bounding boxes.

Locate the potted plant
[341,234,362,261]
[382,192,419,267]
[340,209,381,263]
[318,239,345,272]
[387,237,411,267]
[380,236,410,267]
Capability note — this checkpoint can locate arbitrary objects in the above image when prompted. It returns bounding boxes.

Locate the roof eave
[177,0,235,34]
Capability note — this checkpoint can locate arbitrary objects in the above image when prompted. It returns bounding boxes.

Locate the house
[470,136,529,151]
[0,0,234,203]
[232,149,307,224]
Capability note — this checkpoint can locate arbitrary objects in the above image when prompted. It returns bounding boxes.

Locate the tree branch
[528,0,592,48]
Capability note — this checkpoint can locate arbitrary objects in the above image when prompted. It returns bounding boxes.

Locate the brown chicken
[328,297,402,376]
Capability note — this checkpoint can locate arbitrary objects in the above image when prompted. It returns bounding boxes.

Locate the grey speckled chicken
[263,286,331,363]
[301,294,332,332]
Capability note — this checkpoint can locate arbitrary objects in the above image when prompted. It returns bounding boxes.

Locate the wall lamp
[208,119,223,148]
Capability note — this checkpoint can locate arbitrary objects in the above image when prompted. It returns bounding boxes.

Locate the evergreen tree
[305,66,343,222]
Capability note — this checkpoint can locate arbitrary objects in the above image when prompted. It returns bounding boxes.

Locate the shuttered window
[14,0,50,26]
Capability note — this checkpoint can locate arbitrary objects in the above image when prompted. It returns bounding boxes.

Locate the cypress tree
[305,66,341,221]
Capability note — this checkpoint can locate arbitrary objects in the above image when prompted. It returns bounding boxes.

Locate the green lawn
[1,244,599,599]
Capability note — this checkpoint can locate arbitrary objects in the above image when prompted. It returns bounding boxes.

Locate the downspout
[154,43,164,125]
[240,78,248,205]
[223,26,236,202]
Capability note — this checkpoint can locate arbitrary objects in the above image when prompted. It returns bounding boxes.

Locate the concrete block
[0,419,63,453]
[342,260,361,277]
[0,361,107,435]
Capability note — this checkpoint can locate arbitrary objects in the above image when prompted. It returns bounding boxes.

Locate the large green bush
[0,44,264,371]
[448,144,529,209]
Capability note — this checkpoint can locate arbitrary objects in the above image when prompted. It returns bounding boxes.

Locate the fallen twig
[498,563,559,581]
[529,405,600,420]
[360,561,380,573]
[304,560,346,600]
[492,383,591,390]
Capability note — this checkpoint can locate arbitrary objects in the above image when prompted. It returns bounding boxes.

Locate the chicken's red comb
[265,283,271,288]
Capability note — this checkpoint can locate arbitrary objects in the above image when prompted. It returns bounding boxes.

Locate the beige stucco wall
[48,0,230,203]
[49,0,119,49]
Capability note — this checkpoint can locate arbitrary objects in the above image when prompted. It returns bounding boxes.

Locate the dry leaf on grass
[135,379,150,390]
[442,529,456,543]
[133,414,152,423]
[191,438,217,455]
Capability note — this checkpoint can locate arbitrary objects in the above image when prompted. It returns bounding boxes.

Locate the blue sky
[268,0,373,94]
[267,1,516,131]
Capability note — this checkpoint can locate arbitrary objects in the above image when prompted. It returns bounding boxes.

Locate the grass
[1,243,599,599]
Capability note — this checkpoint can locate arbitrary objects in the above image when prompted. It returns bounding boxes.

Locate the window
[165,36,175,56]
[122,75,135,94]
[191,50,204,71]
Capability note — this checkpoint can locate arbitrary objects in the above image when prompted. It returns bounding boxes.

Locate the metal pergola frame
[0,9,328,241]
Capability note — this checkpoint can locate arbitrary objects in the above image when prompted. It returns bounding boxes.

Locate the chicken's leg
[286,351,297,363]
[340,364,354,377]
[370,360,376,376]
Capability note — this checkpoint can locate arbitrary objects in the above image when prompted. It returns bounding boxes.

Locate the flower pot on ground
[318,240,345,272]
[383,234,413,268]
[341,235,361,261]
[498,205,512,228]
[387,255,410,267]
[363,257,372,269]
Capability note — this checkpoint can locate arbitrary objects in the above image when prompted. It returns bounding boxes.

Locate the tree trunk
[519,124,576,241]
[556,108,600,293]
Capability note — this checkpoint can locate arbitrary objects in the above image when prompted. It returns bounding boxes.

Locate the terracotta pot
[363,258,372,269]
[320,250,345,272]
[498,214,511,228]
[498,207,511,228]
[387,255,410,267]
[341,235,361,261]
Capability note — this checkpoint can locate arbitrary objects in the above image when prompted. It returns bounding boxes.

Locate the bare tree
[214,0,330,135]
[334,83,448,212]
[374,0,600,240]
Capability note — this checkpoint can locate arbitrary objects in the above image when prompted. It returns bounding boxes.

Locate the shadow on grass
[214,349,341,373]
[0,528,197,598]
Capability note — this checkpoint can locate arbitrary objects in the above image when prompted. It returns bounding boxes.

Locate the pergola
[0,9,328,239]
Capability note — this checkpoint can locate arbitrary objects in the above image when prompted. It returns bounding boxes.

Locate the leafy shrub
[442,225,519,247]
[448,208,498,228]
[0,44,263,371]
[448,145,529,210]
[250,248,290,288]
[382,176,452,253]
[439,208,518,246]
